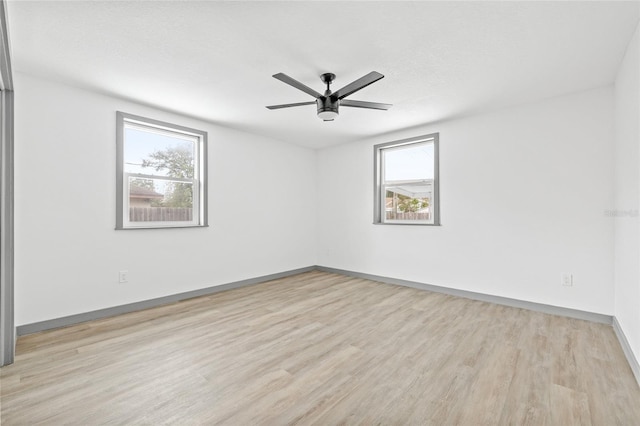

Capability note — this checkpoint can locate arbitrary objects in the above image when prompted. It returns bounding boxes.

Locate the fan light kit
[266,71,391,121]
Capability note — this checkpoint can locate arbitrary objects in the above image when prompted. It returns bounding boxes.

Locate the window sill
[115,224,209,230]
[373,222,441,226]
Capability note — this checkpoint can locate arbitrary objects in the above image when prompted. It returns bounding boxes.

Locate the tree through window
[116,112,208,229]
[374,134,440,225]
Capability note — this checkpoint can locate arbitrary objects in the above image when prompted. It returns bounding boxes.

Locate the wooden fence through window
[130,207,193,222]
[385,212,430,221]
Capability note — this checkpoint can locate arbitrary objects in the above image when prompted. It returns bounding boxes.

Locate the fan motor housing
[316,96,339,120]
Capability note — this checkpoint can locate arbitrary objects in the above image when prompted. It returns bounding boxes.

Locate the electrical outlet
[562,273,573,287]
[118,270,128,283]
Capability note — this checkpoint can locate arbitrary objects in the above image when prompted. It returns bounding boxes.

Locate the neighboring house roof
[130,186,163,199]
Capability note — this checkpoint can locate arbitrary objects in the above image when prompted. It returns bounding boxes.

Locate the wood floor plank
[550,383,592,426]
[1,270,639,424]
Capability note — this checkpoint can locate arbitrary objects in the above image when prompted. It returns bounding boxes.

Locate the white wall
[614,22,640,364]
[14,73,317,326]
[318,87,615,315]
[12,69,627,328]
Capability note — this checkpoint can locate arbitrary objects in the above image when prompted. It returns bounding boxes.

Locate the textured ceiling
[7,1,640,149]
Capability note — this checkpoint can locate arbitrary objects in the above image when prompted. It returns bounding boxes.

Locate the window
[374,133,439,225]
[116,112,207,229]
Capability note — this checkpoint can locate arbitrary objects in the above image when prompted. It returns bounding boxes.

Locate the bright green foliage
[397,195,429,213]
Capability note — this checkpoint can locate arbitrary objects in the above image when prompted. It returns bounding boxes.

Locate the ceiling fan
[266,71,392,121]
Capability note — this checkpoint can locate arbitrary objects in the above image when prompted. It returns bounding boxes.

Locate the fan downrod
[320,73,336,92]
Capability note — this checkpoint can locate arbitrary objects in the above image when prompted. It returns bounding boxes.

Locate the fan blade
[266,101,316,110]
[332,71,384,100]
[273,73,322,98]
[341,99,392,110]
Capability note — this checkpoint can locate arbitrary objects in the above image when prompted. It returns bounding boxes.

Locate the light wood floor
[1,271,639,425]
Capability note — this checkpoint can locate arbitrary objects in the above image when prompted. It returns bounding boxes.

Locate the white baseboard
[612,317,640,387]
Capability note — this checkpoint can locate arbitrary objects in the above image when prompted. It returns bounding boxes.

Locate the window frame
[373,133,440,226]
[116,111,208,230]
